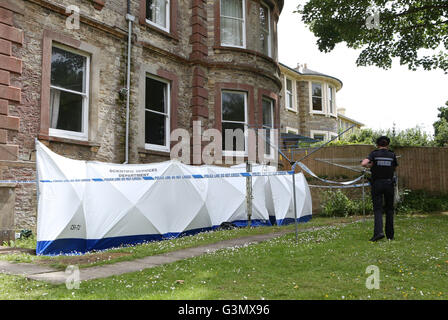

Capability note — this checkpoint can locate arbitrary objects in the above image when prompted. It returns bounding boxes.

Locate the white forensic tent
[36,141,312,255]
[268,172,313,225]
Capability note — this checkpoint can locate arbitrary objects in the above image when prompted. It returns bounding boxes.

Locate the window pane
[259,4,269,55]
[312,97,322,111]
[287,93,293,109]
[222,122,245,151]
[312,83,322,97]
[314,134,325,141]
[146,77,167,113]
[328,87,334,113]
[264,127,272,155]
[146,0,167,28]
[260,31,269,55]
[222,91,245,122]
[259,5,268,29]
[50,88,83,132]
[221,0,243,19]
[221,17,243,47]
[286,79,292,91]
[145,111,166,146]
[262,99,273,127]
[51,46,86,93]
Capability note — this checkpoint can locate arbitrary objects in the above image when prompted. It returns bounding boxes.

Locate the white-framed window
[220,0,246,48]
[311,82,323,113]
[329,132,338,141]
[145,75,171,152]
[285,77,296,111]
[285,127,298,134]
[259,2,271,57]
[146,0,170,32]
[49,44,90,141]
[221,90,248,156]
[327,85,335,115]
[262,97,275,157]
[310,130,328,142]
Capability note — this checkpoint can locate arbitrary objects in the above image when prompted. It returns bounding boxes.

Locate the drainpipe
[124,0,135,164]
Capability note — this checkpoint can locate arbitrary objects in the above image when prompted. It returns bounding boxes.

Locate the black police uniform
[367,148,398,240]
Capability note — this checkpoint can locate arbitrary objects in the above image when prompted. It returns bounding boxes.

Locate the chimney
[337,107,346,115]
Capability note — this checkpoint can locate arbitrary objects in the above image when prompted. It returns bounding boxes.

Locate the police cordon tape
[295,162,366,186]
[0,170,296,185]
[0,162,371,189]
[308,183,370,189]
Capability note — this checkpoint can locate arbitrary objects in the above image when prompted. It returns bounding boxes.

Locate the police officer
[361,136,398,242]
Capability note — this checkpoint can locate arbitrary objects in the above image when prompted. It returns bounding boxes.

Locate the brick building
[0,0,284,236]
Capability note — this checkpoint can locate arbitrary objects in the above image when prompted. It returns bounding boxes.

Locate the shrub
[396,189,448,214]
[320,190,373,217]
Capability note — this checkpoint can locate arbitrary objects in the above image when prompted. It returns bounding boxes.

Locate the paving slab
[0,260,57,275]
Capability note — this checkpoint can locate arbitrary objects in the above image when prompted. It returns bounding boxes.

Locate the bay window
[220,0,246,48]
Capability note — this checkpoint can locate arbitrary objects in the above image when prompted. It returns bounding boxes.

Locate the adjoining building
[337,107,364,139]
[279,62,363,143]
[0,0,284,235]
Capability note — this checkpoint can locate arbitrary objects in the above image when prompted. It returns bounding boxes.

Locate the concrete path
[1,229,294,285]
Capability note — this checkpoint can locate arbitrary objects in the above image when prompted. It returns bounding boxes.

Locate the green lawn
[1,214,447,300]
[0,216,361,269]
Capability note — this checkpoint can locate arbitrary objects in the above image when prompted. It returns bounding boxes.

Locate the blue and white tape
[0,170,295,185]
[308,183,370,189]
[295,162,365,185]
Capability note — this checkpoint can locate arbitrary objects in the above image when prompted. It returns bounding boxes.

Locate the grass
[0,216,361,269]
[0,214,447,300]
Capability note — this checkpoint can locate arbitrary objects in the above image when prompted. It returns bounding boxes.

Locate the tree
[433,101,448,146]
[297,0,448,72]
[324,124,434,148]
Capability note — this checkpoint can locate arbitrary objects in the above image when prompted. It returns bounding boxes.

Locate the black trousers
[371,179,395,239]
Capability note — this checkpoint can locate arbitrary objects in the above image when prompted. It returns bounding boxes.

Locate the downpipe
[124,7,135,164]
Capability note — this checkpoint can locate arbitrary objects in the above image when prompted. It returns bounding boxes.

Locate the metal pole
[291,163,299,243]
[34,138,40,204]
[295,125,356,164]
[362,171,365,217]
[246,161,252,228]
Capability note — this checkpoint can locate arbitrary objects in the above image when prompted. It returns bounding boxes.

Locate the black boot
[369,233,385,242]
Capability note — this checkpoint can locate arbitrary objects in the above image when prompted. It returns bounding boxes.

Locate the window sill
[138,147,171,157]
[38,134,101,151]
[286,107,298,113]
[310,111,326,116]
[141,22,178,42]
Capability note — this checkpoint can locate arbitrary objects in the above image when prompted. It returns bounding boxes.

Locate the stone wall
[0,0,284,230]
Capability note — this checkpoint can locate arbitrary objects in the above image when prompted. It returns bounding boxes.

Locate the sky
[277,1,448,136]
